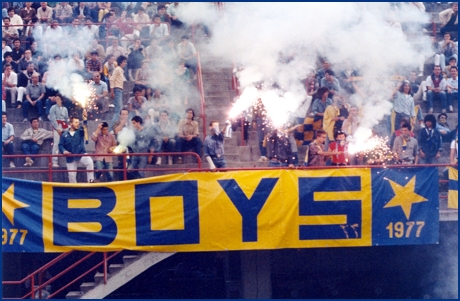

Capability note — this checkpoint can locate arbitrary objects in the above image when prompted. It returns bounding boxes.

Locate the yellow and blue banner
[2,168,439,253]
[448,167,458,209]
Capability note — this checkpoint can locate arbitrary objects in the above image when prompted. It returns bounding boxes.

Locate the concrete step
[122,255,140,266]
[204,90,236,98]
[65,291,82,299]
[203,82,233,91]
[80,282,96,294]
[93,272,108,285]
[108,263,124,275]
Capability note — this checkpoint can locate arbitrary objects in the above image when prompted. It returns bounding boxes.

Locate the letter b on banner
[135,181,199,245]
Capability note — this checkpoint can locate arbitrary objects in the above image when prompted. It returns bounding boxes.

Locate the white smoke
[180,2,431,139]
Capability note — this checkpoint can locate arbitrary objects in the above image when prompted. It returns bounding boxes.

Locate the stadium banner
[448,167,458,209]
[2,168,439,253]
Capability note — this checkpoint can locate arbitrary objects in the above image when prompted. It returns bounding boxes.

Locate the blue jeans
[426,90,447,111]
[21,141,40,154]
[111,88,123,127]
[128,155,147,179]
[268,160,288,167]
[211,156,226,168]
[176,137,202,157]
[447,93,457,109]
[23,99,45,118]
[94,160,114,182]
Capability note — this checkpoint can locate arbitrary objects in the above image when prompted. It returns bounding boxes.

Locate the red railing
[2,251,121,299]
[196,51,207,138]
[1,152,203,182]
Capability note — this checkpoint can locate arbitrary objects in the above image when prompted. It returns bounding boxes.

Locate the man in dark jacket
[266,128,295,167]
[417,114,443,164]
[58,115,95,183]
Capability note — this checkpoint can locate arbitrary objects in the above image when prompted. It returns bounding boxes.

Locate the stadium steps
[65,252,175,299]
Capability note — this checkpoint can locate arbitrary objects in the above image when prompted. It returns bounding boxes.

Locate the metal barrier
[2,152,203,182]
[2,251,121,299]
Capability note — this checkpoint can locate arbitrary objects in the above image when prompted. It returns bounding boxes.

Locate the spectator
[338,60,360,95]
[59,115,95,183]
[132,7,150,42]
[145,88,170,123]
[204,120,229,169]
[323,94,345,152]
[311,86,332,123]
[316,59,332,87]
[86,51,103,76]
[54,2,73,24]
[22,72,45,122]
[167,2,184,29]
[156,5,171,25]
[89,71,109,114]
[73,2,91,22]
[85,38,106,62]
[153,110,177,165]
[67,17,82,35]
[144,38,163,62]
[36,2,52,24]
[127,86,146,119]
[2,112,15,167]
[447,66,458,113]
[439,32,458,72]
[49,94,68,167]
[436,112,451,143]
[174,60,191,105]
[341,105,361,137]
[102,54,117,87]
[19,2,37,32]
[252,98,268,162]
[265,128,295,168]
[393,122,419,165]
[135,60,152,98]
[2,38,12,62]
[127,38,144,81]
[110,55,127,126]
[82,17,99,39]
[10,38,24,66]
[128,115,155,179]
[116,10,136,50]
[20,117,53,166]
[112,108,129,137]
[439,2,458,35]
[2,63,19,108]
[2,18,19,43]
[328,130,348,166]
[162,37,177,64]
[389,116,415,149]
[17,49,35,72]
[418,114,443,164]
[177,35,197,76]
[425,65,447,113]
[176,108,202,163]
[304,129,342,166]
[96,2,111,22]
[4,52,19,74]
[7,7,23,36]
[67,51,85,74]
[444,57,457,78]
[99,11,120,40]
[105,38,126,61]
[391,80,416,132]
[149,14,169,44]
[91,121,116,182]
[17,61,35,105]
[320,69,341,98]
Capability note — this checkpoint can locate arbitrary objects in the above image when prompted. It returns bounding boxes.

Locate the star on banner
[384,176,427,220]
[2,183,29,226]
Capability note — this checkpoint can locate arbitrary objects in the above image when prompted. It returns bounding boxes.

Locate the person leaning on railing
[20,117,53,167]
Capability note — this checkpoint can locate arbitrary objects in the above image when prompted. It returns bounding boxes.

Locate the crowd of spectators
[1,2,459,182]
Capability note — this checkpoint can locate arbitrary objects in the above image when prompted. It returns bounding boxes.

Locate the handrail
[196,51,207,138]
[2,251,121,299]
[2,151,203,181]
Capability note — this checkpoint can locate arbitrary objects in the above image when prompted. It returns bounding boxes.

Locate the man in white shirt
[2,63,19,108]
[7,7,23,36]
[425,65,447,113]
[36,2,53,24]
[446,66,458,113]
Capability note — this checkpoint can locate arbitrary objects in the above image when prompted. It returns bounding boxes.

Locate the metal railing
[2,251,121,299]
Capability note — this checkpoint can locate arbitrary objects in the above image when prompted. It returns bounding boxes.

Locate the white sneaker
[25,157,34,166]
[156,157,162,165]
[38,117,43,121]
[428,108,433,114]
[449,105,453,112]
[257,156,268,162]
[9,161,15,168]
[23,118,28,122]
[52,163,59,168]
[109,104,115,108]
[168,156,173,165]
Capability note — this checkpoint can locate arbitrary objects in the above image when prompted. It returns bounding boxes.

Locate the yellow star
[2,183,29,226]
[384,176,427,220]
